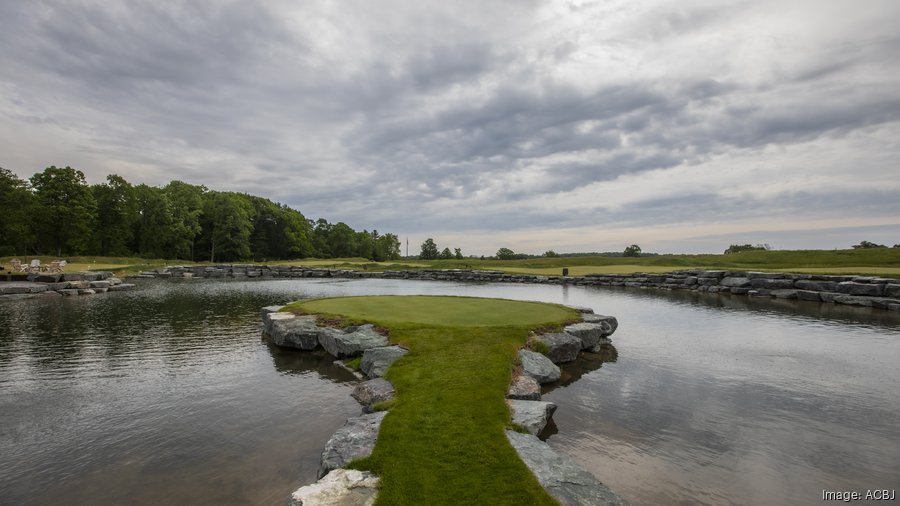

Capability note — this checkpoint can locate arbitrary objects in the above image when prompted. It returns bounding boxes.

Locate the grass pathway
[284,295,580,505]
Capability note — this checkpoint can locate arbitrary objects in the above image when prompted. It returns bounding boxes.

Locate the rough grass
[284,295,580,506]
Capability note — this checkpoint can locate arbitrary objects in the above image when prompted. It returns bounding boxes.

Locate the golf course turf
[282,295,581,505]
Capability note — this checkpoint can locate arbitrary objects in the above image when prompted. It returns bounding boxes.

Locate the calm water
[1,278,899,505]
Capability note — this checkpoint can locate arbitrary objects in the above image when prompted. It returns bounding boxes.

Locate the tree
[92,174,136,256]
[420,238,439,260]
[0,168,34,255]
[454,248,463,259]
[543,250,559,258]
[132,184,174,257]
[201,192,253,262]
[376,233,401,260]
[623,244,642,257]
[327,222,357,258]
[164,180,205,260]
[440,247,453,259]
[30,166,96,255]
[724,243,769,254]
[852,240,887,249]
[496,247,516,260]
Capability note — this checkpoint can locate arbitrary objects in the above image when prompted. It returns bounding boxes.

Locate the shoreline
[131,264,900,313]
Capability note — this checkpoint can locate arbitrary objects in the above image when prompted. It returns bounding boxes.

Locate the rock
[505,431,627,506]
[836,282,883,297]
[796,290,822,301]
[288,469,379,506]
[108,283,135,291]
[360,346,407,378]
[770,289,799,299]
[31,273,62,283]
[351,378,395,411]
[1,283,47,294]
[319,325,389,359]
[270,315,321,350]
[533,333,581,363]
[581,314,618,335]
[884,284,900,298]
[833,295,873,307]
[319,412,387,479]
[89,280,111,289]
[260,305,284,319]
[563,322,608,350]
[794,279,837,292]
[263,311,295,335]
[58,289,80,296]
[509,400,557,435]
[78,289,96,295]
[750,278,795,289]
[719,276,751,288]
[519,350,561,384]
[507,374,541,400]
[565,305,594,314]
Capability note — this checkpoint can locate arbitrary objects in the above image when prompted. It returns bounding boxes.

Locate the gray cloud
[1,0,899,253]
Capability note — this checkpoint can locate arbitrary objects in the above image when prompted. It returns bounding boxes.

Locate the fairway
[293,295,575,327]
[286,295,580,505]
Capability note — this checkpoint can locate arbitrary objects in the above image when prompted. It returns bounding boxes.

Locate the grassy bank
[283,295,580,505]
[5,248,899,278]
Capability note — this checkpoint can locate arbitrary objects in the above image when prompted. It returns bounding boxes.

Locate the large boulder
[837,282,883,297]
[506,431,628,506]
[263,311,295,335]
[318,412,387,479]
[581,314,618,334]
[319,325,390,359]
[719,276,751,288]
[260,305,284,319]
[507,374,541,400]
[563,322,608,349]
[351,378,395,412]
[509,400,557,435]
[360,346,408,378]
[519,350,561,384]
[533,333,581,363]
[269,315,322,350]
[288,469,380,506]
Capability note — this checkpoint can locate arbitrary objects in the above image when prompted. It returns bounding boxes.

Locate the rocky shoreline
[0,271,135,301]
[262,305,627,506]
[135,264,900,313]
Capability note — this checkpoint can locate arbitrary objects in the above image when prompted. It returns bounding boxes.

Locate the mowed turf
[284,295,580,506]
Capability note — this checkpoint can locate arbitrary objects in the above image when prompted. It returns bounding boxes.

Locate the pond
[1,278,898,505]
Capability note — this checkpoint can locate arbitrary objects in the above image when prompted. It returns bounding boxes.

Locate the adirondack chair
[48,261,62,273]
[9,259,25,272]
[28,259,41,273]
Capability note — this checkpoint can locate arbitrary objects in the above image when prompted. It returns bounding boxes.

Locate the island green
[282,295,580,505]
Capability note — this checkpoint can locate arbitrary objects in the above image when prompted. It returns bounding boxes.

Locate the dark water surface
[1,278,898,505]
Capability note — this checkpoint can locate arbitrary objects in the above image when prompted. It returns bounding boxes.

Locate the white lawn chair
[28,259,41,273]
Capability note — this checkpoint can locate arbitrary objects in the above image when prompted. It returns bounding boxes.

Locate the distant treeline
[0,166,401,262]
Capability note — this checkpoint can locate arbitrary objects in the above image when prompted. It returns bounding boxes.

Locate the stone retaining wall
[136,265,900,313]
[0,271,134,300]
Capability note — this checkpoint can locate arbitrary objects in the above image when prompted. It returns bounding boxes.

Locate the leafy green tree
[30,166,96,255]
[724,243,769,254]
[328,222,357,258]
[420,238,439,260]
[454,248,463,259]
[543,250,559,258]
[376,233,401,260]
[164,180,205,260]
[132,184,174,257]
[496,247,515,260]
[92,174,136,256]
[623,244,642,257]
[852,240,887,249]
[440,247,453,259]
[278,206,313,259]
[0,168,34,255]
[201,192,253,262]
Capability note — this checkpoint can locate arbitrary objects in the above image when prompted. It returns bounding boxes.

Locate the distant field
[4,248,899,278]
[495,265,678,276]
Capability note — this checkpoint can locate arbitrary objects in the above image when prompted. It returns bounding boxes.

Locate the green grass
[5,248,898,279]
[283,295,580,505]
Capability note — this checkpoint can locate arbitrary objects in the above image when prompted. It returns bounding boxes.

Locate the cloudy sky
[2,0,899,255]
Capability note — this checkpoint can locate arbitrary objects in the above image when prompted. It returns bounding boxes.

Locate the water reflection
[1,278,898,506]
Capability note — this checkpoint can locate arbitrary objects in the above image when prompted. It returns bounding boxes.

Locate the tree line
[0,166,401,262]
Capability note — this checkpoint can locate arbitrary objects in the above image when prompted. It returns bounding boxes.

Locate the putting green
[285,295,580,505]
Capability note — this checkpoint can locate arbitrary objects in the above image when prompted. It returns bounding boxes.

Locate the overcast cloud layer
[2,0,899,254]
